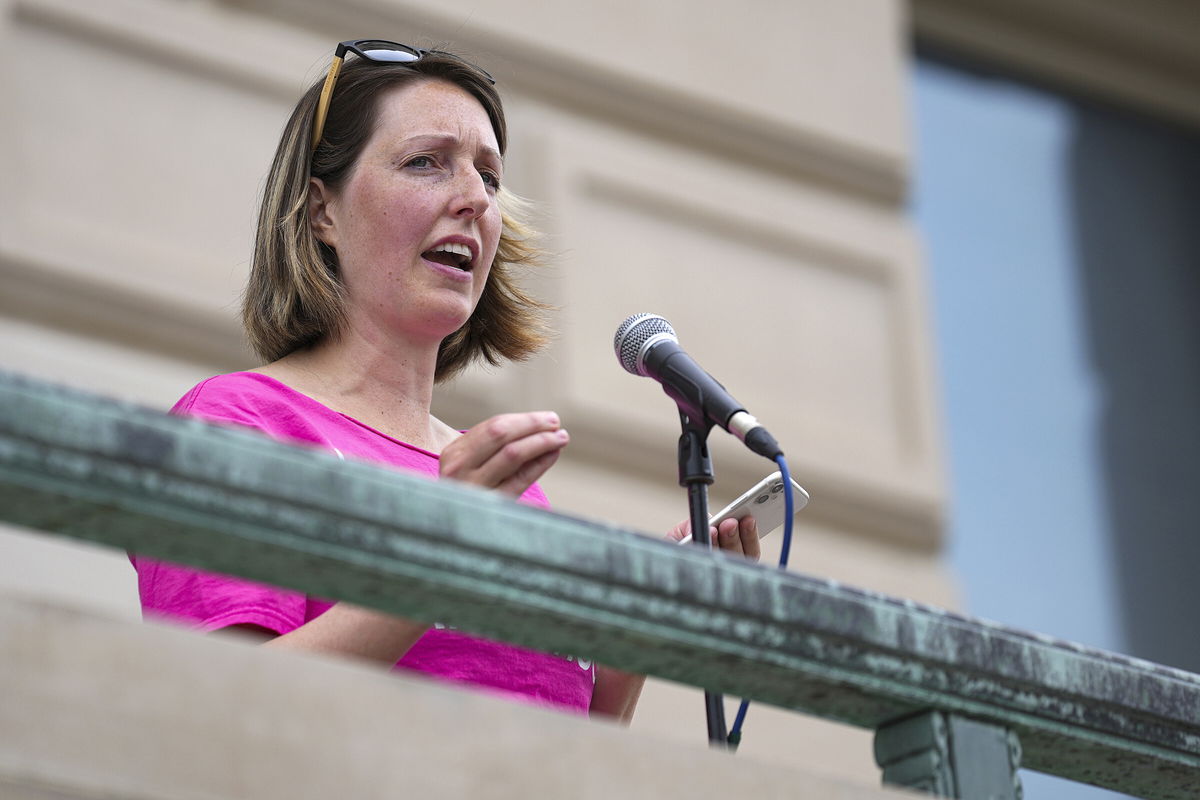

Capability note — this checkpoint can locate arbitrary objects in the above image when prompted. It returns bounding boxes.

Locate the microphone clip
[677,410,715,488]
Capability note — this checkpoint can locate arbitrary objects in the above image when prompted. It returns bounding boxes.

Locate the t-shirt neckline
[231,371,444,459]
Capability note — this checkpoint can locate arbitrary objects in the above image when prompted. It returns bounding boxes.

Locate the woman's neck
[255,330,454,452]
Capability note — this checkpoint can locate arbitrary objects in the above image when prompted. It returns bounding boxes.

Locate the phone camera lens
[756,494,770,504]
[771,483,783,493]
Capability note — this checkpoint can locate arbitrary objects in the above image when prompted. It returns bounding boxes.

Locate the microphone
[613,313,783,460]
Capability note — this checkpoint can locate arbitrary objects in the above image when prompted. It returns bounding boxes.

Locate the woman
[133,40,759,722]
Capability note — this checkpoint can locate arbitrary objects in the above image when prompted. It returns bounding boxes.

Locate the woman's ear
[308,177,338,248]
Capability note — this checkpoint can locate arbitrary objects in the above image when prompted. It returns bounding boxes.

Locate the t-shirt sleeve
[130,375,309,635]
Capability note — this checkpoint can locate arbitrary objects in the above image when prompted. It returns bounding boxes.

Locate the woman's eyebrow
[398,133,503,163]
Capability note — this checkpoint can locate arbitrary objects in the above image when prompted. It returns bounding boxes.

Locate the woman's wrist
[590,664,647,723]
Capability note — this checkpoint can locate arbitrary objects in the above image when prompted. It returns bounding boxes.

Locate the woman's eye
[406,155,435,169]
[480,170,501,190]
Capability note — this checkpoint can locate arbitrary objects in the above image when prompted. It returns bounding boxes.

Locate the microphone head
[614,313,678,376]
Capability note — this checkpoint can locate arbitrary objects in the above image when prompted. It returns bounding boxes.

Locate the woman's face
[310,79,503,346]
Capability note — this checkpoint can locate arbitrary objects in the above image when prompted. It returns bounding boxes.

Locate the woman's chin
[403,303,477,342]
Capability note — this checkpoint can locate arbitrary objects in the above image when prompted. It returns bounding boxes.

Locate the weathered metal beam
[1,371,1198,799]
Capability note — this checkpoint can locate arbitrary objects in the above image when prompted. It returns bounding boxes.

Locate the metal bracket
[875,711,1023,799]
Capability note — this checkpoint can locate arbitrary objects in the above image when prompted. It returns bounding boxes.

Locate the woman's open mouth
[422,242,474,271]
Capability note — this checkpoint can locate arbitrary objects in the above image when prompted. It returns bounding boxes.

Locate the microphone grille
[613,313,677,375]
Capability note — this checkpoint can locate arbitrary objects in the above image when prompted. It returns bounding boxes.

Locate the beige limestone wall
[2,597,919,800]
[0,0,952,790]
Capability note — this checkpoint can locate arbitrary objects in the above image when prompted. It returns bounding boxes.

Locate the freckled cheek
[360,205,423,254]
[482,208,503,247]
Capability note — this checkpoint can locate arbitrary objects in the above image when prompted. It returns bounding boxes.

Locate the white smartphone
[678,471,809,544]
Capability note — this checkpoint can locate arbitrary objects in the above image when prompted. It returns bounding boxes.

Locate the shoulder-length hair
[242,52,549,381]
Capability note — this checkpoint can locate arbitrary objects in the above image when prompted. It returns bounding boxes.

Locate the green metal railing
[1,370,1197,799]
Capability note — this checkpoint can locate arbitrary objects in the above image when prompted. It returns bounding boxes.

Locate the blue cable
[728,453,794,749]
[775,454,795,569]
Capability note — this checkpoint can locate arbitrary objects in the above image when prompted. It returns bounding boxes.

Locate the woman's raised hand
[439,412,569,497]
[664,515,761,561]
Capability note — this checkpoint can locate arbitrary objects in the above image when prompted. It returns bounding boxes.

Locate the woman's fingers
[735,515,761,561]
[442,412,561,472]
[495,443,564,496]
[708,517,761,561]
[714,518,743,555]
[663,516,761,562]
[440,412,569,496]
[463,427,567,485]
[664,519,690,543]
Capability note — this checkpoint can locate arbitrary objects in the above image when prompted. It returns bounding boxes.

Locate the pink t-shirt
[131,372,596,713]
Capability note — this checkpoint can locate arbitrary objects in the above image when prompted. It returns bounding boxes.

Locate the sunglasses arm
[311,54,345,152]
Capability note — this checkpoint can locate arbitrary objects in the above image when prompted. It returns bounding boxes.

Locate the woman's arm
[224,606,427,665]
[225,411,570,664]
[591,665,646,723]
[257,604,429,663]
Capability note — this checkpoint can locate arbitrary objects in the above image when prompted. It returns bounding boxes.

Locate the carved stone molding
[221,0,911,204]
[913,0,1200,129]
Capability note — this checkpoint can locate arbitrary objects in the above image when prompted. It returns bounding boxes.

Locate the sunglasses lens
[355,41,421,62]
[334,39,494,86]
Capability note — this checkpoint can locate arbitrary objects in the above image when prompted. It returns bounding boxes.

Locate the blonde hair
[243,54,549,381]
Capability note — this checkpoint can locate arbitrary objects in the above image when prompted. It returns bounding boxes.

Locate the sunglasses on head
[311,39,497,152]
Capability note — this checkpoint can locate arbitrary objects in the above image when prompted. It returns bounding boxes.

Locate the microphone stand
[676,409,728,748]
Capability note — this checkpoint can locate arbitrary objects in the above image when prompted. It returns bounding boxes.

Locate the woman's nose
[452,169,491,219]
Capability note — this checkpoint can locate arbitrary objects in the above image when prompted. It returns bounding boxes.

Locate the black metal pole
[677,410,728,748]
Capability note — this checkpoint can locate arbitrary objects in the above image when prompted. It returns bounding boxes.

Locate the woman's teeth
[424,242,472,270]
